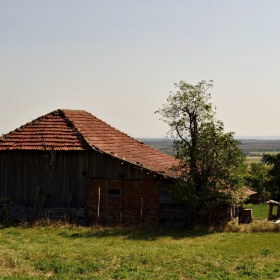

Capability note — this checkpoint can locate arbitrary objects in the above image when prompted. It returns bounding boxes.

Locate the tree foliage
[156,80,245,223]
[262,153,280,200]
[244,163,270,203]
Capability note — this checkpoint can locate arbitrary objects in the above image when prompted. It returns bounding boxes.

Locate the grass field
[244,203,268,220]
[1,224,280,279]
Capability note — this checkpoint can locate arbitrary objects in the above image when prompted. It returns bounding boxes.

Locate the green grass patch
[1,225,280,279]
[244,203,268,220]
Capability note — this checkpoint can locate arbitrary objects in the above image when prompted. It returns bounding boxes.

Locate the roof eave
[94,147,177,179]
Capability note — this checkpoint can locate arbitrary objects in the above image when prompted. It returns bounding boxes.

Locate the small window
[108,188,121,197]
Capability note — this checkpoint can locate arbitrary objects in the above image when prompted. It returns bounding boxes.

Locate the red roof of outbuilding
[0,109,178,176]
[243,187,257,197]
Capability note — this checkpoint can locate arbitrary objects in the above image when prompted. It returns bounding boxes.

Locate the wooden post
[120,176,124,224]
[232,203,236,218]
[277,205,280,220]
[105,179,108,223]
[140,198,143,224]
[97,187,100,226]
[268,204,273,220]
[67,192,72,209]
[137,180,141,223]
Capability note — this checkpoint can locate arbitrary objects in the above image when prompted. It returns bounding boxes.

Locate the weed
[260,248,272,256]
[236,261,258,277]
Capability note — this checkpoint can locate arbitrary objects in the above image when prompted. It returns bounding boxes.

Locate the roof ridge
[76,110,145,145]
[57,109,92,150]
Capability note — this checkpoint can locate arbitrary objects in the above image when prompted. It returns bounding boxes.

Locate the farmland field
[244,156,262,164]
[1,225,280,279]
[140,138,280,164]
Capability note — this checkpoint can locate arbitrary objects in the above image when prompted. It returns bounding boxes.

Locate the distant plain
[140,139,280,164]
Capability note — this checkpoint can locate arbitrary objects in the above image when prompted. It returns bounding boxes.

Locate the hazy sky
[1,1,280,138]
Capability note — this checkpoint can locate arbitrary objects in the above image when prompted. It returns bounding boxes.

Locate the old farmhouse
[0,109,181,225]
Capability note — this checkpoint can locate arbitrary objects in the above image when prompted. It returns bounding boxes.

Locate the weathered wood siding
[158,179,177,204]
[158,179,188,228]
[0,150,156,208]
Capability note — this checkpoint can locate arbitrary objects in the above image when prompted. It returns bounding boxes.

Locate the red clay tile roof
[0,109,178,176]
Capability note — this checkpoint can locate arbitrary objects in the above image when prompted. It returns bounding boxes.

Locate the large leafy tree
[156,80,245,224]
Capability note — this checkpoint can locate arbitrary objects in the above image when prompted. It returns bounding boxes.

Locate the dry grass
[225,219,280,233]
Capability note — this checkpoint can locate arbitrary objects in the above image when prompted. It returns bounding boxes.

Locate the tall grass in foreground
[1,224,280,279]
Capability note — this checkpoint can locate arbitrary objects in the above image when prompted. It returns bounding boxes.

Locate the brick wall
[87,178,159,226]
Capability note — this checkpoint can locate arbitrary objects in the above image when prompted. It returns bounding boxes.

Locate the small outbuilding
[267,200,280,221]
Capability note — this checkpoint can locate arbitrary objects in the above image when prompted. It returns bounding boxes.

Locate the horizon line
[137,135,280,140]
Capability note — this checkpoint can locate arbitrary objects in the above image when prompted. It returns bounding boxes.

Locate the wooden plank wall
[158,179,188,228]
[0,150,156,208]
[158,179,177,204]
